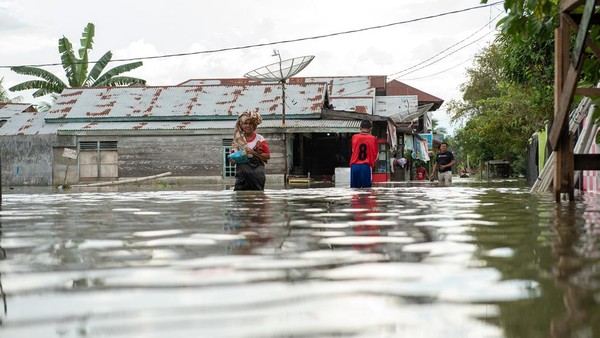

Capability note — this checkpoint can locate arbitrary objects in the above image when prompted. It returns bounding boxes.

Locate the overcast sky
[0,0,504,134]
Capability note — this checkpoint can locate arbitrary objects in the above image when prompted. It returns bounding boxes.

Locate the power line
[388,29,495,82]
[398,58,473,81]
[0,1,503,69]
[388,12,502,79]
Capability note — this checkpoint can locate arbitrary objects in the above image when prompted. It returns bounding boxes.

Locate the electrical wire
[0,1,503,69]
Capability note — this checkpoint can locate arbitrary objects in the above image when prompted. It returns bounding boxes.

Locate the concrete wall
[1,135,56,186]
[59,133,286,182]
[3,132,287,186]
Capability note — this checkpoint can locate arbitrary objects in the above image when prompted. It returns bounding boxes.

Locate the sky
[0,0,505,135]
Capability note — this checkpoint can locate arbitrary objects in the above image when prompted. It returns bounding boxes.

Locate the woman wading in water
[229,110,271,191]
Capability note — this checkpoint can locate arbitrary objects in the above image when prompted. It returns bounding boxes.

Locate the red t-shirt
[350,132,378,168]
[415,166,427,180]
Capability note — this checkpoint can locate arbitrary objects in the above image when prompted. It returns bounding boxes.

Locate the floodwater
[0,179,599,338]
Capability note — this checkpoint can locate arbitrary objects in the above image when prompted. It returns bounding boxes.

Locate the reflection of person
[230,110,271,191]
[224,193,273,254]
[350,119,378,188]
[430,142,455,184]
[351,192,380,251]
[414,163,429,181]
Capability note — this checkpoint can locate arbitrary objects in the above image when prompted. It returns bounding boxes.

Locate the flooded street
[1,180,599,337]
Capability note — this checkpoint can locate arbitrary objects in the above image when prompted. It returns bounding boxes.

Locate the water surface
[0,180,599,337]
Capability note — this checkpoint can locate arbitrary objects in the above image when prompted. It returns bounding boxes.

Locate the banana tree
[1,77,22,103]
[10,22,145,97]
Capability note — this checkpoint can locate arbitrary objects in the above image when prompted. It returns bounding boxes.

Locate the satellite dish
[244,52,314,126]
[244,52,314,186]
[244,55,315,82]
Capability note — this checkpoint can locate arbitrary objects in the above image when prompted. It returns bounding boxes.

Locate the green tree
[0,77,22,103]
[481,0,599,86]
[431,118,448,136]
[9,23,145,98]
[448,35,554,176]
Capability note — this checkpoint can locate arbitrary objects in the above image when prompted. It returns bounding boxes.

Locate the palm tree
[9,22,145,97]
[0,77,22,103]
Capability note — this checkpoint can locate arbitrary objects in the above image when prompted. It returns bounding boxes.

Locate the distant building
[0,76,443,186]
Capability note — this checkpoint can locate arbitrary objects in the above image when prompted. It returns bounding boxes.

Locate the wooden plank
[554,132,574,202]
[575,87,600,96]
[574,154,600,170]
[561,0,585,13]
[564,13,600,62]
[571,0,595,69]
[549,63,583,150]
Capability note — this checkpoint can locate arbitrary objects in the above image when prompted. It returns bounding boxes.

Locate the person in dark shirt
[430,142,455,184]
[350,120,378,188]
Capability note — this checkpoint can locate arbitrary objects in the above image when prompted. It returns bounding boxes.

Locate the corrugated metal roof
[386,80,444,110]
[0,103,35,119]
[329,97,374,114]
[289,76,382,97]
[374,96,419,120]
[178,78,263,86]
[0,110,60,136]
[181,76,386,98]
[46,83,326,121]
[56,119,360,132]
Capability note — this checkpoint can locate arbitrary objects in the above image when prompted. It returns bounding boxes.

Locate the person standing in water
[350,119,378,188]
[230,110,271,191]
[430,142,455,184]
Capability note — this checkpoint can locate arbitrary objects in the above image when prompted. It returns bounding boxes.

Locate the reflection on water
[0,181,599,337]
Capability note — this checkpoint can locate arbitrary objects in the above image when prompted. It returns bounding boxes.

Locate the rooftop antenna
[244,52,315,185]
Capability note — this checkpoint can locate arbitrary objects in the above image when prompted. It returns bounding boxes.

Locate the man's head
[360,119,373,131]
[440,142,448,152]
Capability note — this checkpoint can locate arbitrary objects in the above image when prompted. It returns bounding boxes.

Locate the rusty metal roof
[46,83,326,122]
[0,110,60,136]
[0,103,36,119]
[56,119,361,134]
[374,96,419,120]
[178,78,263,86]
[181,76,387,98]
[329,97,374,114]
[386,80,444,110]
[290,76,385,97]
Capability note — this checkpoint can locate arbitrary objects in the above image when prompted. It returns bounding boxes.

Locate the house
[0,76,444,186]
[0,103,55,186]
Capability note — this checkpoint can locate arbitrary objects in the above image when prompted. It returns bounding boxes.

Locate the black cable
[0,1,503,69]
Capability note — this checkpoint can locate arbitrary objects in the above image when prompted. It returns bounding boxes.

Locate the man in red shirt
[350,120,379,188]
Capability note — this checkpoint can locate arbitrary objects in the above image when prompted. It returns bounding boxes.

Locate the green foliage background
[448,0,599,176]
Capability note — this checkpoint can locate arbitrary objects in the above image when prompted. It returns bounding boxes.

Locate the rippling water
[0,180,599,337]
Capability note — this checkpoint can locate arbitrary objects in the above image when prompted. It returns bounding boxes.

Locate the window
[78,141,118,179]
[222,139,236,178]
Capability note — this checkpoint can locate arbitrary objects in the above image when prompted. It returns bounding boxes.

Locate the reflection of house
[0,76,444,186]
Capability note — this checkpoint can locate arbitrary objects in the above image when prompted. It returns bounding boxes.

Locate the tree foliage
[0,77,22,103]
[482,0,600,86]
[449,0,600,175]
[9,23,146,98]
[447,18,555,175]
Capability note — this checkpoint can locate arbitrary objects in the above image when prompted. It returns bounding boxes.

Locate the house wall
[52,133,287,184]
[1,135,56,186]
